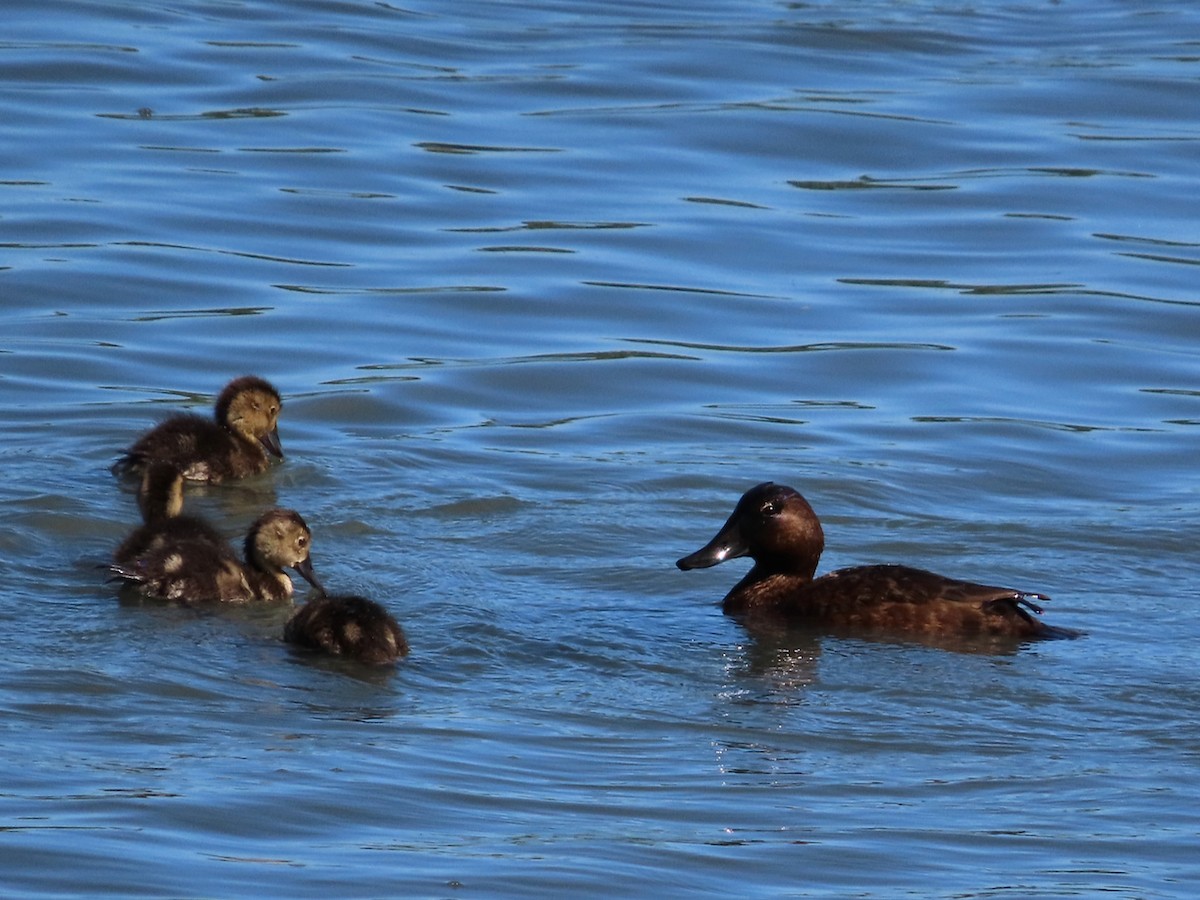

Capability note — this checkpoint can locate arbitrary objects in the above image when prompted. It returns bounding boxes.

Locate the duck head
[676,482,825,579]
[217,375,284,458]
[246,508,324,593]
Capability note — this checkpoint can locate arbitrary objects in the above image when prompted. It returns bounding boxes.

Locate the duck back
[728,563,1054,638]
[113,461,229,572]
[284,594,408,665]
[114,515,227,571]
[113,413,270,483]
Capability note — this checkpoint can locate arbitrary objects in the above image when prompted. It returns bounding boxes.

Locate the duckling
[111,503,323,604]
[113,461,225,566]
[112,375,284,483]
[284,593,408,665]
[677,482,1074,639]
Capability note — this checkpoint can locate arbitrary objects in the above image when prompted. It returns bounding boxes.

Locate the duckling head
[245,508,324,594]
[216,375,283,458]
[676,482,825,579]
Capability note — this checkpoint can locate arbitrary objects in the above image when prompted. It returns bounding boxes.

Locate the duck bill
[292,555,324,593]
[260,425,284,459]
[676,516,750,570]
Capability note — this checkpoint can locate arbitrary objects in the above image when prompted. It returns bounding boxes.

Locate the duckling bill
[677,482,1074,639]
[284,593,408,665]
[113,375,284,483]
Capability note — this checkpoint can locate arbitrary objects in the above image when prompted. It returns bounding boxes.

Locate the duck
[112,375,284,483]
[113,461,226,565]
[676,481,1073,639]
[284,592,409,665]
[111,473,323,603]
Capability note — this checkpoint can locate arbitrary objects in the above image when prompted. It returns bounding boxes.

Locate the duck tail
[1036,622,1084,639]
[110,452,142,479]
[993,592,1082,639]
[106,563,146,585]
[1014,591,1049,616]
[985,591,1046,621]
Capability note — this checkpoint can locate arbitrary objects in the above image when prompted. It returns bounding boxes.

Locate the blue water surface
[2,1,1198,897]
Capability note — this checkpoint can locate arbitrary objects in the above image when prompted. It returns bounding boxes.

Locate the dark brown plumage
[113,462,225,566]
[111,480,322,603]
[112,375,284,483]
[677,482,1074,639]
[284,593,408,665]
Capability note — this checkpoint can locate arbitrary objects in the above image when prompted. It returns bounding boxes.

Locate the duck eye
[761,500,781,517]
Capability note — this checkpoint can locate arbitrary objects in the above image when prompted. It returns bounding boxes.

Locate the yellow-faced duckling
[677,482,1073,639]
[284,593,408,665]
[112,375,284,483]
[112,495,323,604]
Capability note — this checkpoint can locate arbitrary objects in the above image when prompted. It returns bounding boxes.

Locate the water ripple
[115,241,351,267]
[630,337,956,354]
[414,141,562,155]
[583,281,778,299]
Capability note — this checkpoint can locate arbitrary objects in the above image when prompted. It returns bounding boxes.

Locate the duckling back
[111,464,246,602]
[113,462,226,567]
[284,594,408,665]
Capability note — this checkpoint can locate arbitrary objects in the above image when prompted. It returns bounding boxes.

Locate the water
[2,0,1198,896]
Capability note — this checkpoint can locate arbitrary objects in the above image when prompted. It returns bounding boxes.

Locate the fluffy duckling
[112,500,323,604]
[112,375,284,483]
[677,482,1073,639]
[284,593,409,665]
[113,462,225,566]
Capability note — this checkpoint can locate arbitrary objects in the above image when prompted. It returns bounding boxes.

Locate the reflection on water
[2,0,1200,897]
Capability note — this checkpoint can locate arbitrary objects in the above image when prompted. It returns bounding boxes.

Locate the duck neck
[227,426,263,453]
[244,560,294,600]
[270,570,295,598]
[749,550,820,582]
[243,534,293,600]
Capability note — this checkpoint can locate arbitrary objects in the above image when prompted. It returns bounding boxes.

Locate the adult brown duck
[677,482,1075,639]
